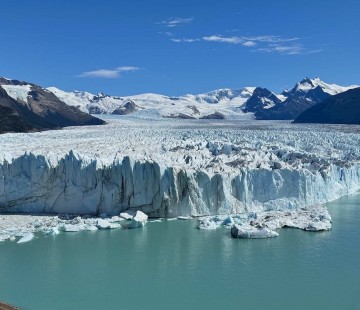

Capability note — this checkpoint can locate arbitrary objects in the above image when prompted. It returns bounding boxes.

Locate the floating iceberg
[17,232,34,243]
[198,218,219,230]
[231,225,279,239]
[129,211,148,229]
[198,204,331,238]
[96,219,120,229]
[62,224,85,232]
[119,210,136,220]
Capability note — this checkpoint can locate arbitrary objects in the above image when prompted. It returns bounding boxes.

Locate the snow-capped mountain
[182,87,256,104]
[283,77,358,96]
[255,77,359,120]
[242,87,282,113]
[48,77,358,120]
[0,78,104,133]
[48,86,258,119]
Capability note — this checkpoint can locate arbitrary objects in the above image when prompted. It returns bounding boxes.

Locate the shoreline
[0,302,20,310]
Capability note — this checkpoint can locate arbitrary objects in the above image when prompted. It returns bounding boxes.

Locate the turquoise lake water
[1,194,360,310]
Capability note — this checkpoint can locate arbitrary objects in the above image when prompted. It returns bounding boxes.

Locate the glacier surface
[1,117,360,216]
[0,117,360,241]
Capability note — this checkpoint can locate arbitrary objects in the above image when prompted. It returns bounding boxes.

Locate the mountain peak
[300,77,321,83]
[290,77,358,96]
[299,77,314,84]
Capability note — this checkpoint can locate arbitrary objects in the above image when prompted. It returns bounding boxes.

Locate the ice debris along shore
[0,210,149,243]
[199,204,331,238]
[1,118,360,217]
[0,204,331,243]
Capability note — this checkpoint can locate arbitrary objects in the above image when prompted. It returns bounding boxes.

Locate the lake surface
[1,194,360,310]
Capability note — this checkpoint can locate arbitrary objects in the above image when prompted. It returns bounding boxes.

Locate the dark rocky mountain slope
[242,87,282,113]
[0,78,104,133]
[294,87,360,124]
[255,78,333,120]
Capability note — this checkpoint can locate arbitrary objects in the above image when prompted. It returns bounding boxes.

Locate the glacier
[1,117,360,241]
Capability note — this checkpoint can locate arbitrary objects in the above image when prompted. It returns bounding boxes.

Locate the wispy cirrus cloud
[77,66,140,78]
[170,33,320,55]
[171,38,200,43]
[242,35,301,43]
[203,35,243,44]
[255,44,322,55]
[158,17,193,28]
[202,34,301,45]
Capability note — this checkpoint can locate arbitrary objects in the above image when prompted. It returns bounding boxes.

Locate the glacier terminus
[1,117,359,241]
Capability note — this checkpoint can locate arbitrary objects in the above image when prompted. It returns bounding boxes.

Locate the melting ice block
[62,224,85,232]
[129,211,148,229]
[198,218,219,230]
[231,225,279,239]
[96,219,120,229]
[120,210,136,220]
[17,232,34,243]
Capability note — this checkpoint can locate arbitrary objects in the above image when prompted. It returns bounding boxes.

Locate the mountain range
[255,77,358,120]
[0,76,358,133]
[48,77,358,120]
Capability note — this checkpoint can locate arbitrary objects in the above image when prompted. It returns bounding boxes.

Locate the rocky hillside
[294,87,360,124]
[242,87,282,113]
[0,78,105,133]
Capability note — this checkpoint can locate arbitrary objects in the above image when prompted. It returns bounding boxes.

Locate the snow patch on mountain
[2,84,32,104]
[47,87,123,113]
[182,87,256,105]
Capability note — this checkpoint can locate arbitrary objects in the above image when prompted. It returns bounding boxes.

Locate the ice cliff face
[1,118,360,217]
[0,152,359,217]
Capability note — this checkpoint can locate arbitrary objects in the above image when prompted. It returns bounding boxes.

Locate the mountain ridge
[47,77,357,120]
[1,76,358,123]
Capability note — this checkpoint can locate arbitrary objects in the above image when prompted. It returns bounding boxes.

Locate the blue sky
[1,0,359,95]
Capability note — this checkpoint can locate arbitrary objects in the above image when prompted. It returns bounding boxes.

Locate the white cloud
[242,41,256,47]
[116,66,140,72]
[242,35,300,43]
[203,35,243,44]
[202,35,300,45]
[255,44,322,55]
[171,38,200,43]
[158,17,193,28]
[170,33,320,55]
[77,66,140,78]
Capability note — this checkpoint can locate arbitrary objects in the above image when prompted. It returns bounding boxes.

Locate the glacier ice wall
[1,151,360,217]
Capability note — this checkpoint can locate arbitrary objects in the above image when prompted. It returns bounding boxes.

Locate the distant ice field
[1,116,360,167]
